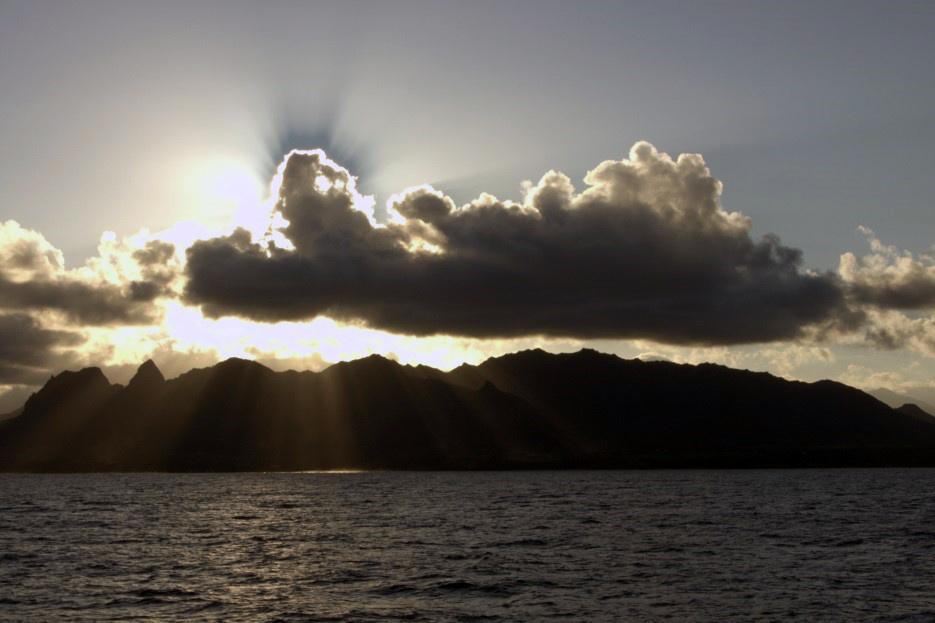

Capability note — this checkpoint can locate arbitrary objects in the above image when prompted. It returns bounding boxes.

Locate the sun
[187,159,267,233]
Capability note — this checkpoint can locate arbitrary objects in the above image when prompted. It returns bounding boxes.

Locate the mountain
[2,349,935,471]
[868,388,935,417]
[906,386,935,410]
[896,403,935,422]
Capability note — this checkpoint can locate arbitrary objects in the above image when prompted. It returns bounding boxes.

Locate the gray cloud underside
[185,143,851,345]
[852,281,935,310]
[186,226,846,344]
[0,313,84,384]
[0,277,157,325]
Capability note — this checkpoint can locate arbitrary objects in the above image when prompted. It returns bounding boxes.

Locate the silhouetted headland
[869,387,935,417]
[2,349,935,471]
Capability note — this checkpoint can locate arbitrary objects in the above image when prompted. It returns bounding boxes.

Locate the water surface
[2,470,935,621]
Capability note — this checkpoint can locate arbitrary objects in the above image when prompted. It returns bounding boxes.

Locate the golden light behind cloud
[185,159,265,232]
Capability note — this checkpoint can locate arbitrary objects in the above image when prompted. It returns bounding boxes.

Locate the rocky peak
[127,359,165,390]
[21,367,114,418]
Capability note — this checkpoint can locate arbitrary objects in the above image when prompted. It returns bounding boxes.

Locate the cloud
[184,143,849,345]
[0,313,84,384]
[840,227,935,310]
[859,308,935,357]
[835,363,935,395]
[834,229,935,357]
[623,342,836,380]
[0,221,177,325]
[838,364,909,392]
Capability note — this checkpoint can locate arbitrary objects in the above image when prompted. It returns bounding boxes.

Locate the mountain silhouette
[895,403,934,422]
[126,359,165,390]
[869,387,935,418]
[2,349,935,471]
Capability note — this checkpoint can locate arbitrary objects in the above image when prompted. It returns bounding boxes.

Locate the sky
[1,0,935,410]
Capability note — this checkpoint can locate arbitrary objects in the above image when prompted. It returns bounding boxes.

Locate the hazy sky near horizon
[1,0,934,408]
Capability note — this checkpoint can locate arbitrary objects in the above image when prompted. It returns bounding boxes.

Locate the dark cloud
[133,239,175,269]
[0,313,84,384]
[0,277,158,324]
[853,280,935,310]
[184,143,851,345]
[130,239,178,301]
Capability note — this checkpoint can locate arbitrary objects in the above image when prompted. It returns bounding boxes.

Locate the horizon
[10,346,774,384]
[8,336,935,473]
[10,346,934,420]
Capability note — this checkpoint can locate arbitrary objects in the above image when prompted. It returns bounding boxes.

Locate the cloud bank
[0,221,182,385]
[0,221,175,325]
[184,142,850,345]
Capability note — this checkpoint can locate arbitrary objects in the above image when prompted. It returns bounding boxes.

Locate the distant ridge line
[2,349,935,471]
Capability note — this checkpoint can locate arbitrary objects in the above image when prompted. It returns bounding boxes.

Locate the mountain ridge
[869,388,935,418]
[2,349,934,471]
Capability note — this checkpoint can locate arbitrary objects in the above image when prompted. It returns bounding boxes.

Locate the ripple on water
[2,470,935,622]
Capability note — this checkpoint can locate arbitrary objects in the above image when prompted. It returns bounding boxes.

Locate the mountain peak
[323,354,404,378]
[896,403,935,421]
[869,388,935,416]
[20,366,114,419]
[212,357,275,375]
[48,367,110,388]
[127,359,164,389]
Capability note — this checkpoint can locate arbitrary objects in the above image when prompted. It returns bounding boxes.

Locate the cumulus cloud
[859,308,935,357]
[834,229,935,357]
[836,363,932,394]
[623,342,835,380]
[0,221,177,325]
[184,143,849,345]
[840,227,935,309]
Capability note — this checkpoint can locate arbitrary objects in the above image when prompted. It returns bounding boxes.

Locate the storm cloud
[184,143,850,345]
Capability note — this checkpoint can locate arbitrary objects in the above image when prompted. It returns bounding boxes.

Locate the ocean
[1,470,934,621]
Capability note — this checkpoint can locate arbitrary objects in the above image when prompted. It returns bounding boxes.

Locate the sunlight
[155,300,584,373]
[187,159,266,233]
[151,220,217,250]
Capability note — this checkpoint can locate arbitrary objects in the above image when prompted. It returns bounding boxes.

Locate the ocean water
[1,470,935,622]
